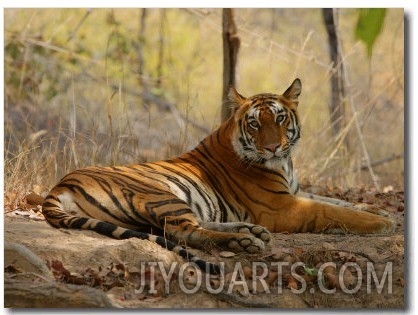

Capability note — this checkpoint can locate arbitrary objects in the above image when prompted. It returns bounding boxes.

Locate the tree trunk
[221,8,240,122]
[137,8,147,89]
[322,8,349,148]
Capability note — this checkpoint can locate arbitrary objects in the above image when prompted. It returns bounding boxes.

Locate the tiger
[41,78,394,274]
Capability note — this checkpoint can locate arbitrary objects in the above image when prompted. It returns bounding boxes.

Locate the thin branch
[359,153,403,171]
[7,272,54,283]
[67,9,92,43]
[20,36,101,64]
[341,62,381,190]
[113,83,210,134]
[326,153,404,179]
[318,113,356,176]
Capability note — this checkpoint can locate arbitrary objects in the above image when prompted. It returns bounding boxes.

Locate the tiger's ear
[283,78,302,103]
[228,86,246,112]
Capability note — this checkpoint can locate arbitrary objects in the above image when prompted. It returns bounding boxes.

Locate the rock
[4,279,116,308]
[4,242,53,279]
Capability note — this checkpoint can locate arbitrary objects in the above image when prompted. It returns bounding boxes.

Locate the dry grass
[4,8,404,199]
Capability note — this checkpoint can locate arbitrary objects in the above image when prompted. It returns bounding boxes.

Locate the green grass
[4,8,404,199]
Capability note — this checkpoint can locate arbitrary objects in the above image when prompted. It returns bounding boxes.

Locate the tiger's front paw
[351,204,395,233]
[349,212,395,235]
[370,216,396,234]
[237,224,271,243]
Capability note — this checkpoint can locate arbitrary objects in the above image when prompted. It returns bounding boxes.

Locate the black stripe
[201,140,278,210]
[193,146,243,219]
[42,201,59,208]
[144,199,187,224]
[153,163,209,207]
[83,167,167,195]
[67,217,89,229]
[179,154,231,222]
[56,183,126,223]
[158,208,194,225]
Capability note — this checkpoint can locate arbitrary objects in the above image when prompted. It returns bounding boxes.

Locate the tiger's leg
[162,213,267,253]
[255,195,395,234]
[200,222,271,243]
[298,191,355,208]
[298,191,388,214]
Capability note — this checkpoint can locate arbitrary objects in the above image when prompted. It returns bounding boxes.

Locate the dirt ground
[3,189,405,309]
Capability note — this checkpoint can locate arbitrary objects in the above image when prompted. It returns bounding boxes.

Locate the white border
[1,3,414,314]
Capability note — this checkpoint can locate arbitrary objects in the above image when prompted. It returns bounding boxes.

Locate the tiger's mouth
[257,147,290,161]
[270,150,290,160]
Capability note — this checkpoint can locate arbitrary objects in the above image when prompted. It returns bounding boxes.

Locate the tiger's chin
[274,152,290,159]
[264,155,291,172]
[239,151,290,169]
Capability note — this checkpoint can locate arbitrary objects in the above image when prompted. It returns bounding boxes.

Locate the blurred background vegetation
[4,8,404,199]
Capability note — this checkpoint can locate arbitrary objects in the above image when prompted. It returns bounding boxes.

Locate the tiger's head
[228,78,302,166]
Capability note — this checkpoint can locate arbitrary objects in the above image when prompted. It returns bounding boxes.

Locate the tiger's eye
[249,120,259,130]
[276,114,286,124]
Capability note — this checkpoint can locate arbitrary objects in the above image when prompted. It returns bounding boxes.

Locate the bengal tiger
[41,78,394,274]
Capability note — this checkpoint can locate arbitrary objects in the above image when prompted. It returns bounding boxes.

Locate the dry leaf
[270,246,291,259]
[322,265,340,290]
[341,267,357,289]
[49,260,71,278]
[266,270,279,285]
[242,265,252,279]
[293,247,304,257]
[321,265,356,290]
[5,264,23,273]
[285,274,298,290]
[282,254,296,264]
[26,192,45,206]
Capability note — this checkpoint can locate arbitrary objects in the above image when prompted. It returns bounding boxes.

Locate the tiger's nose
[264,143,281,152]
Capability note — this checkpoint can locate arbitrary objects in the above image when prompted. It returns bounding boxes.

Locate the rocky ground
[4,187,405,309]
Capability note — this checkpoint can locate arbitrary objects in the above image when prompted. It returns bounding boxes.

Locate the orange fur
[42,79,394,261]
